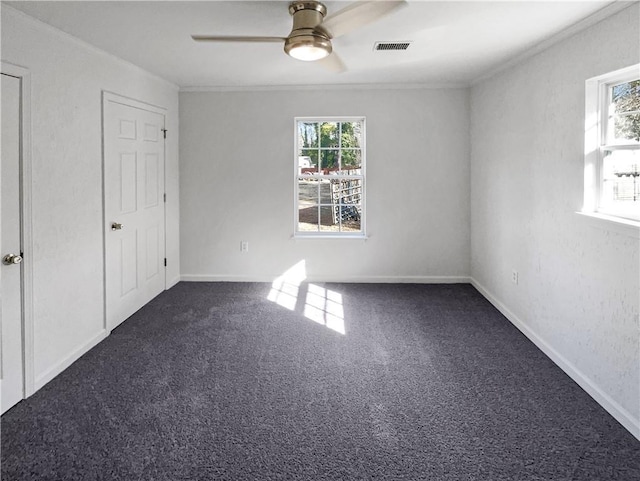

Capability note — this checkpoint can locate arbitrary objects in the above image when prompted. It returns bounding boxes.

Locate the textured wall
[179,88,470,282]
[470,4,639,436]
[1,7,180,389]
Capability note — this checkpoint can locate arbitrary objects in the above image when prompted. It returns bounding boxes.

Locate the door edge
[1,61,34,399]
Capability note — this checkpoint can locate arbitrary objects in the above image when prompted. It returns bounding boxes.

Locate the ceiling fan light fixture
[284,34,332,61]
[191,0,406,72]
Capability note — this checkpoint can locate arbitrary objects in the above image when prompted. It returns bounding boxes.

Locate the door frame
[1,61,35,398]
[101,91,167,332]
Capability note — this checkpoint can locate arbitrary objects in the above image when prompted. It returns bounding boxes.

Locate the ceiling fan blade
[320,1,407,39]
[317,52,347,73]
[192,35,286,43]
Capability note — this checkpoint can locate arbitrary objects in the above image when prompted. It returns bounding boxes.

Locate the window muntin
[586,67,640,222]
[295,118,365,236]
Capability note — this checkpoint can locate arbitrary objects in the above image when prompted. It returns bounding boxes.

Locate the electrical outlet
[240,241,249,253]
[511,270,518,285]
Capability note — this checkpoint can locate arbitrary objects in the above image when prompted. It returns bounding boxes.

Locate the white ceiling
[5,1,627,88]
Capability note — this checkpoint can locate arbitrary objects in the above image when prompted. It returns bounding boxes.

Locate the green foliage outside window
[298,120,362,171]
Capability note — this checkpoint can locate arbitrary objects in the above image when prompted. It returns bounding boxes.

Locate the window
[585,65,640,222]
[294,118,365,237]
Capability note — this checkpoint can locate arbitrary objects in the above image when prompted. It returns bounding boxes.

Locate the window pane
[319,205,336,231]
[330,178,363,206]
[321,150,339,171]
[319,179,331,204]
[298,179,319,206]
[320,122,339,148]
[340,213,361,233]
[325,204,362,232]
[298,122,319,148]
[298,204,319,232]
[299,149,318,173]
[337,203,361,219]
[612,80,640,115]
[340,121,363,149]
[602,149,640,206]
[340,149,362,171]
[613,113,640,143]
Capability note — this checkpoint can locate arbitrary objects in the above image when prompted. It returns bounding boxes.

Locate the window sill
[575,211,640,238]
[293,233,368,240]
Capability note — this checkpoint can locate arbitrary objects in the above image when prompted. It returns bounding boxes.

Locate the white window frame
[584,64,640,223]
[294,117,366,238]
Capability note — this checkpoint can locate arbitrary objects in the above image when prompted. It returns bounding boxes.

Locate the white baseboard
[180,274,471,284]
[33,330,109,393]
[470,277,640,441]
[167,275,181,289]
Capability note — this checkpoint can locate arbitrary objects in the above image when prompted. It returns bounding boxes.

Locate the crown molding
[1,4,179,92]
[471,1,638,86]
[180,82,470,93]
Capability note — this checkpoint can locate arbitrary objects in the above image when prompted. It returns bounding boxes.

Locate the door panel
[121,233,138,296]
[144,153,159,208]
[1,73,24,414]
[120,152,138,214]
[144,123,159,142]
[145,225,159,280]
[119,119,136,139]
[105,99,165,330]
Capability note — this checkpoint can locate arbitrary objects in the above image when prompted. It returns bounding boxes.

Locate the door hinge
[163,193,166,203]
[161,128,167,139]
[164,258,167,267]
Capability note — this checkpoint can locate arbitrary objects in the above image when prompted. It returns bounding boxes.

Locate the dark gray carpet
[2,282,639,480]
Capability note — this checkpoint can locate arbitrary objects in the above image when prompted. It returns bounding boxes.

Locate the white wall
[179,88,470,282]
[470,4,640,438]
[1,6,180,391]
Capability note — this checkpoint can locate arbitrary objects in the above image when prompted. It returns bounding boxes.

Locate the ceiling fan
[192,1,407,72]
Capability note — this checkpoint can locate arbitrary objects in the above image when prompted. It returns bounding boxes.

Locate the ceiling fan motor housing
[284,1,332,60]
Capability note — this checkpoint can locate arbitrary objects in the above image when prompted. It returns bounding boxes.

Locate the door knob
[111,222,124,231]
[3,254,22,265]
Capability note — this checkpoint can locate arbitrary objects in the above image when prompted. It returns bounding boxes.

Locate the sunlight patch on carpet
[267,261,346,334]
[304,284,345,335]
[267,260,307,310]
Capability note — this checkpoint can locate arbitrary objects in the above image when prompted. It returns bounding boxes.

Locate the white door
[1,73,24,414]
[104,96,166,330]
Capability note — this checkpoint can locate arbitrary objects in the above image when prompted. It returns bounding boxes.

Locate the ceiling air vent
[373,41,411,51]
